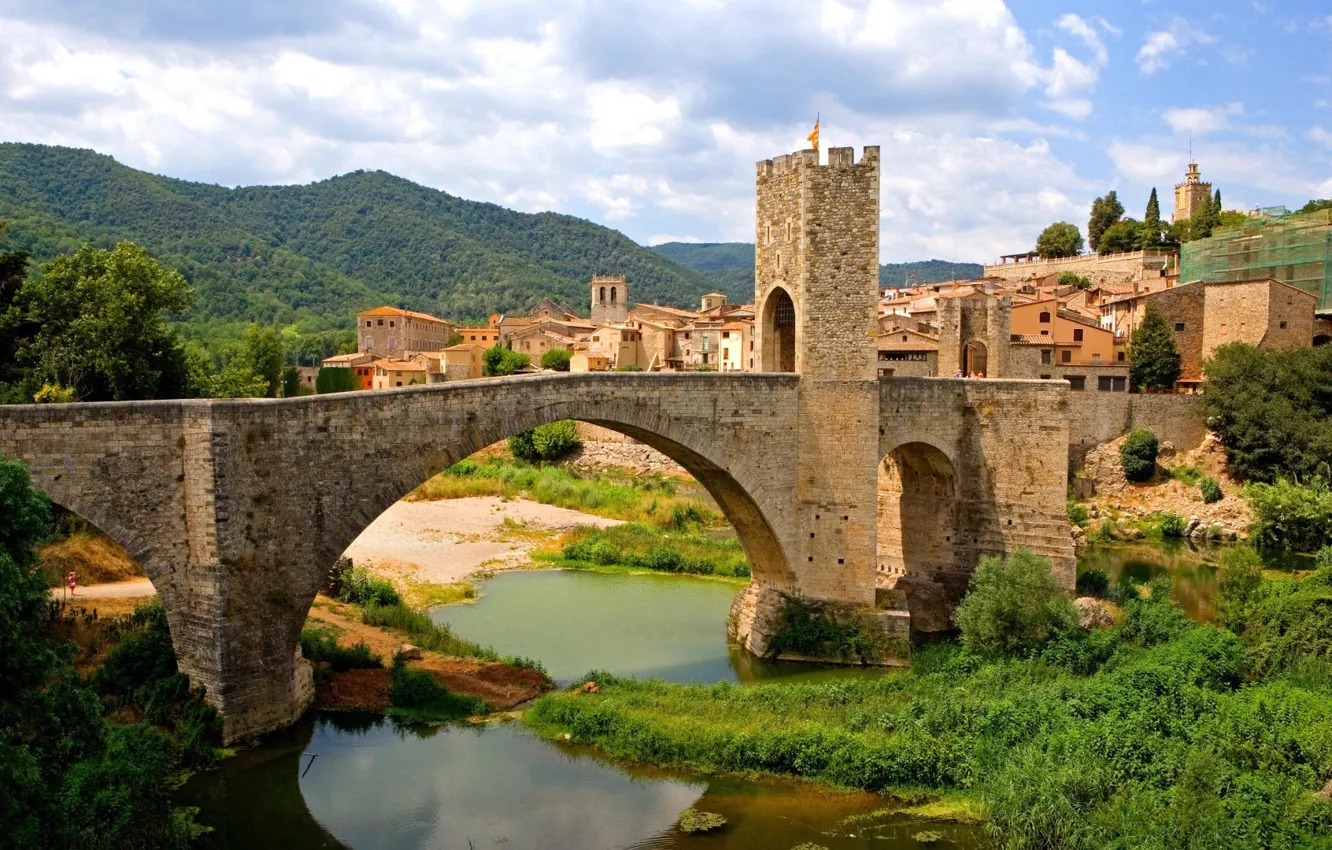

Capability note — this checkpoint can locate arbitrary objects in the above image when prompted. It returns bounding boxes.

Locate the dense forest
[651,241,983,289]
[0,144,731,349]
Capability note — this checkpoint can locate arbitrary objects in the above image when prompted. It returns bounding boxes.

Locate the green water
[432,569,888,685]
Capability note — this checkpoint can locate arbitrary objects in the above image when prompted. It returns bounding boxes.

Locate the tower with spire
[1172,159,1212,224]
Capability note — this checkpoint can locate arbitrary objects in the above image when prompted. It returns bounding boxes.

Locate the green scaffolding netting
[1181,208,1332,310]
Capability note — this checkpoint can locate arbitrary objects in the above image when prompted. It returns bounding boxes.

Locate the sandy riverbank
[343,496,619,585]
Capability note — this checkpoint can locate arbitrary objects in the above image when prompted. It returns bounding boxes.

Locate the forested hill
[0,143,730,337]
[651,242,983,290]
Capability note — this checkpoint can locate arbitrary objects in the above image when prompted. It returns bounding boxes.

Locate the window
[1041,330,1050,336]
[1280,320,1288,329]
[365,320,371,327]
[1174,322,1185,332]
[1039,311,1051,323]
[377,319,384,326]
[599,286,606,303]
[1061,350,1071,363]
[1092,353,1101,363]
[611,287,617,303]
[389,321,395,327]
[1117,351,1126,362]
[365,336,373,349]
[396,381,402,387]
[1039,374,1051,380]
[1098,376,1127,391]
[1040,349,1052,365]
[1073,328,1083,342]
[722,331,730,339]
[1067,376,1086,390]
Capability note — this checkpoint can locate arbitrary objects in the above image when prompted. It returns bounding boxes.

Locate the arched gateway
[0,146,1075,743]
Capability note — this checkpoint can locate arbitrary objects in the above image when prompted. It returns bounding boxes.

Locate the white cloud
[1310,126,1332,148]
[1056,13,1107,65]
[1108,137,1322,201]
[1162,102,1244,135]
[1095,17,1122,37]
[1136,17,1214,74]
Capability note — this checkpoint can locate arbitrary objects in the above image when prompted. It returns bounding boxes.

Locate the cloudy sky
[2,0,1331,263]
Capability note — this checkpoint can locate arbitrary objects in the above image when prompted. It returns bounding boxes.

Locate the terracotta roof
[634,303,700,318]
[1010,334,1055,345]
[357,306,452,323]
[878,339,939,352]
[322,352,373,364]
[373,358,426,370]
[720,321,750,330]
[443,342,489,351]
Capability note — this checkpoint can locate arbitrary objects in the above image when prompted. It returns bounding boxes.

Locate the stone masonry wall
[1066,392,1207,469]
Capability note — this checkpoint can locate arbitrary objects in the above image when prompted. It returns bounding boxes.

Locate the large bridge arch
[0,373,804,743]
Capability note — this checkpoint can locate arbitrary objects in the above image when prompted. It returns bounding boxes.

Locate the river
[181,542,1290,849]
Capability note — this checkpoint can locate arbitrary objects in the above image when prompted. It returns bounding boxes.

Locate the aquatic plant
[676,809,727,833]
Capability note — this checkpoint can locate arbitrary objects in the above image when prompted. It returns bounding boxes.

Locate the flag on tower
[806,117,819,151]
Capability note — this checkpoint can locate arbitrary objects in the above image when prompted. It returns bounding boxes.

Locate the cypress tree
[1088,191,1124,252]
[1143,188,1162,249]
[1128,304,1183,392]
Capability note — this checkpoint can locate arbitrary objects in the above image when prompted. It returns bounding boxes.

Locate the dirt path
[51,577,156,599]
[307,596,548,711]
[344,496,621,584]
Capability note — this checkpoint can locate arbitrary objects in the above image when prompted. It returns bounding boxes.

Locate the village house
[371,358,429,389]
[319,352,377,390]
[356,306,455,360]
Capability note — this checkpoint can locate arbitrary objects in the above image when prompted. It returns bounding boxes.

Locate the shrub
[508,420,581,462]
[1245,478,1332,553]
[1119,430,1159,482]
[677,809,727,833]
[1120,582,1191,647]
[1216,546,1264,632]
[1158,511,1186,537]
[1075,566,1110,598]
[1057,271,1092,290]
[338,567,402,607]
[483,345,530,377]
[768,597,876,662]
[952,549,1079,657]
[1318,546,1332,570]
[299,628,382,672]
[388,663,486,719]
[1066,500,1089,527]
[540,348,572,371]
[1199,477,1223,504]
[1169,464,1202,486]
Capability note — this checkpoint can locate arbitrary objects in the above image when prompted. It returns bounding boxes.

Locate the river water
[182,542,1282,850]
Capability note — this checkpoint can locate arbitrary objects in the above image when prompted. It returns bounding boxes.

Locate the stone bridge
[0,372,1072,742]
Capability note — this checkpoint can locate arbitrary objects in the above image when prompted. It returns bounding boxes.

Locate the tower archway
[760,286,797,373]
[963,340,988,377]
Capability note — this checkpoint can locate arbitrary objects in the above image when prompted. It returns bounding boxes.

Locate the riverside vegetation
[529,548,1332,848]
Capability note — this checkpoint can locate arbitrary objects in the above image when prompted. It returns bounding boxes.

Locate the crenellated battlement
[756,145,880,179]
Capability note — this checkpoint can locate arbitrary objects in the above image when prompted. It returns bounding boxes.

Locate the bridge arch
[876,440,963,632]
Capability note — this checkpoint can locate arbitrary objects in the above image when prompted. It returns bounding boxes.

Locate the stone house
[718,322,751,372]
[455,326,500,346]
[1010,299,1123,371]
[441,342,488,380]
[356,306,455,360]
[570,351,610,372]
[876,327,938,377]
[510,326,576,363]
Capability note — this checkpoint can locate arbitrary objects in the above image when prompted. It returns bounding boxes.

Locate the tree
[508,420,581,462]
[540,348,572,371]
[1297,199,1332,215]
[1190,192,1217,240]
[1128,304,1181,392]
[1057,271,1092,290]
[482,344,530,377]
[281,366,302,398]
[316,366,361,394]
[445,331,464,348]
[1035,222,1084,259]
[1201,343,1332,482]
[1142,188,1163,249]
[15,242,194,401]
[1087,191,1125,251]
[1098,219,1145,254]
[952,549,1079,657]
[234,325,285,397]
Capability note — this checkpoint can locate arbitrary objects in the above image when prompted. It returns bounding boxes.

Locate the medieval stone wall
[1066,392,1208,469]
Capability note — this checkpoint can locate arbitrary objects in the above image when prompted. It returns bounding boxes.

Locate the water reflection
[433,570,889,686]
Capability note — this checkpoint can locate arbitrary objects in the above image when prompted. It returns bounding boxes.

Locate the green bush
[1318,546,1332,570]
[388,663,486,720]
[1119,430,1159,482]
[540,348,571,371]
[509,420,581,462]
[299,628,382,672]
[1120,581,1191,647]
[952,550,1079,657]
[315,365,359,394]
[338,567,402,607]
[1216,546,1264,633]
[1158,511,1186,537]
[1199,476,1223,503]
[1170,464,1202,485]
[768,597,876,662]
[556,524,750,578]
[1066,499,1089,527]
[1075,567,1110,598]
[1245,478,1332,553]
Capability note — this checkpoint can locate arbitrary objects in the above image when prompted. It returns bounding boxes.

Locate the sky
[2,0,1331,264]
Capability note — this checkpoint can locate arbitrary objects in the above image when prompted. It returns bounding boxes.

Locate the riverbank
[526,563,1332,845]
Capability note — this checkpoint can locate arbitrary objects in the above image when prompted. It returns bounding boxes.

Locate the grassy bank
[536,524,750,579]
[412,457,722,530]
[528,564,1332,846]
